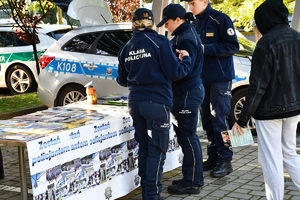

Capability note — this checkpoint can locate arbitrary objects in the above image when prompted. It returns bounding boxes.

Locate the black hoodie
[236,0,300,127]
[254,0,289,35]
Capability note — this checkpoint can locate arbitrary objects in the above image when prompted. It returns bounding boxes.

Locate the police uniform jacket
[170,21,203,97]
[194,4,239,85]
[117,28,192,107]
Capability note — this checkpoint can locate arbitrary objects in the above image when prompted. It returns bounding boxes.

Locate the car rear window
[62,30,132,56]
[46,29,72,40]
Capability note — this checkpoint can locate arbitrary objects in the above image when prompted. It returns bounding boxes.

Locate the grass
[0,92,44,114]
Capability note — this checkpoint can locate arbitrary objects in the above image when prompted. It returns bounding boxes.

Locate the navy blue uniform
[170,21,205,187]
[194,4,239,164]
[117,28,192,200]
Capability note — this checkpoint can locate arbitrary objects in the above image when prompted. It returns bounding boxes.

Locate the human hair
[184,12,196,22]
[132,12,154,30]
[133,19,154,30]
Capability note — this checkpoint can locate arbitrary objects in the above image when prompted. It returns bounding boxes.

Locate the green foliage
[104,0,144,22]
[212,0,295,31]
[0,93,44,114]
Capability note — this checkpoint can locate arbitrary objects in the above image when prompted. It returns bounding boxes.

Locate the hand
[176,49,189,60]
[232,122,244,136]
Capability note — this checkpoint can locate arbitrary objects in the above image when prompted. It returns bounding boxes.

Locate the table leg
[18,146,28,200]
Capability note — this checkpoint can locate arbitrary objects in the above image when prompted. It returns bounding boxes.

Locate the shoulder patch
[227,28,235,36]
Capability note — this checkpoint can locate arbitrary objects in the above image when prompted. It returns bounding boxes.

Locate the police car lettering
[57,62,77,73]
[125,48,151,62]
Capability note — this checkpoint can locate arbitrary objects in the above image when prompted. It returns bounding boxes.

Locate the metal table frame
[0,140,28,200]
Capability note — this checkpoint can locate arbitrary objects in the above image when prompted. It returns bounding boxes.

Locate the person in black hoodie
[156,3,204,195]
[232,0,300,199]
[117,8,193,200]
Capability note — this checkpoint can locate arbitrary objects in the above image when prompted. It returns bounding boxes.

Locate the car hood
[67,0,113,26]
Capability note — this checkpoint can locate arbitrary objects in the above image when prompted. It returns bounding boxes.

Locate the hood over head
[254,0,289,35]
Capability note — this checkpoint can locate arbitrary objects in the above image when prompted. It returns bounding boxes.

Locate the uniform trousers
[129,100,170,200]
[256,115,300,200]
[171,85,205,187]
[201,81,233,162]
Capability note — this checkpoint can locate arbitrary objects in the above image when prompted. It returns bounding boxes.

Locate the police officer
[156,4,205,194]
[117,8,193,200]
[181,0,239,178]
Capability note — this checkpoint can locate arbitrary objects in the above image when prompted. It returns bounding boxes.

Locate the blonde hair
[132,12,154,30]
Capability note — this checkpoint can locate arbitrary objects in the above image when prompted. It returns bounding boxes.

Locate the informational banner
[26,105,182,200]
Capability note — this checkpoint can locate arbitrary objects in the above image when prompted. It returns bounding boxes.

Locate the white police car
[0,24,73,94]
[38,23,132,107]
[37,22,255,128]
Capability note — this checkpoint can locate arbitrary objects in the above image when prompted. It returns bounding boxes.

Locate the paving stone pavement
[0,132,300,200]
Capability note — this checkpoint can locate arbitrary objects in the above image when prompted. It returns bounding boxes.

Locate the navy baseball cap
[132,8,154,22]
[156,4,186,27]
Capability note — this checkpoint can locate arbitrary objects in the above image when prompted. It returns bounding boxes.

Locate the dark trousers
[0,147,3,174]
[171,85,205,187]
[129,100,170,200]
[201,81,233,163]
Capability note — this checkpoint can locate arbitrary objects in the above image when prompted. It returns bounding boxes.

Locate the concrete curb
[0,105,48,120]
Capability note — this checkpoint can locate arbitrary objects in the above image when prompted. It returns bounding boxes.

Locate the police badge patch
[227,28,235,36]
[104,186,112,199]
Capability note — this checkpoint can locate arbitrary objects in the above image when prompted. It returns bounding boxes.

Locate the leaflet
[221,128,254,147]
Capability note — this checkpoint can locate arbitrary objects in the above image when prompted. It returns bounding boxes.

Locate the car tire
[57,84,86,106]
[6,64,37,95]
[228,87,256,131]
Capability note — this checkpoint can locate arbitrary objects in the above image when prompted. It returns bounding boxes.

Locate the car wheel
[6,64,37,94]
[228,87,256,130]
[57,84,86,106]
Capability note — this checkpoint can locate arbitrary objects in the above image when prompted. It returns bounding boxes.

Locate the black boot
[203,158,218,171]
[210,161,233,178]
[171,179,181,185]
[167,183,200,195]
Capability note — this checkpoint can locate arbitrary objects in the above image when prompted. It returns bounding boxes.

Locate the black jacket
[237,25,300,127]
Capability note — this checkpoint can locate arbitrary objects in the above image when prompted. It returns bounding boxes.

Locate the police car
[38,23,131,107]
[0,24,73,94]
[37,22,255,128]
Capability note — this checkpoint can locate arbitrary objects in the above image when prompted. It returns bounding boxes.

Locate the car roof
[36,24,75,33]
[57,22,132,39]
[67,22,132,33]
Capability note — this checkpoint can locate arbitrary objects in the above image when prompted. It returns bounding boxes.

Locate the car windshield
[235,36,256,57]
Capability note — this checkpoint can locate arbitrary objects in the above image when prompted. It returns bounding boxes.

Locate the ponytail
[185,12,196,22]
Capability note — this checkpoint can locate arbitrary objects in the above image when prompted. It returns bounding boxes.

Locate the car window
[235,36,256,57]
[96,31,132,56]
[0,31,41,47]
[63,33,96,52]
[46,29,72,40]
[62,30,132,56]
[0,31,16,47]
